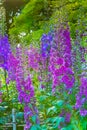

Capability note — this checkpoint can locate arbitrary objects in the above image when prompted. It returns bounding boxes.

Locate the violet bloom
[40,84,45,89]
[0,92,2,103]
[57,57,64,65]
[27,47,40,71]
[41,43,50,57]
[24,76,35,99]
[80,109,87,116]
[41,33,53,43]
[80,77,87,97]
[62,74,74,89]
[75,77,87,115]
[66,68,74,75]
[18,91,25,103]
[49,32,74,92]
[75,94,82,109]
[41,33,53,57]
[71,33,85,74]
[7,53,18,82]
[0,35,11,70]
[65,113,71,123]
[24,105,33,119]
[24,122,31,130]
[15,46,35,105]
[24,105,33,130]
[38,76,42,81]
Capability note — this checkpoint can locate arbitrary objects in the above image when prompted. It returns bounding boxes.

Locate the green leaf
[61,125,73,130]
[39,95,47,102]
[0,118,4,124]
[46,116,65,128]
[41,124,47,130]
[12,98,18,103]
[52,117,65,128]
[47,106,57,115]
[0,106,6,111]
[61,128,67,130]
[71,119,79,130]
[80,117,87,130]
[16,112,24,119]
[67,104,73,110]
[53,100,64,107]
[30,125,37,130]
[68,0,75,2]
[31,115,37,123]
[35,124,42,130]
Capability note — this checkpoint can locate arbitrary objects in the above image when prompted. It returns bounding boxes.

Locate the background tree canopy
[8,0,87,45]
[3,0,27,34]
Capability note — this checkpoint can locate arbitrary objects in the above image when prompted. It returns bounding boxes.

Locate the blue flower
[41,33,53,57]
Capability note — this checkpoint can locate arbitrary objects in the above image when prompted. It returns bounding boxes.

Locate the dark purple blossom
[41,33,53,57]
[0,35,11,70]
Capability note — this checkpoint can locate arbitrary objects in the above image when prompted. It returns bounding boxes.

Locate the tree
[3,0,27,34]
[9,0,87,45]
[0,0,6,35]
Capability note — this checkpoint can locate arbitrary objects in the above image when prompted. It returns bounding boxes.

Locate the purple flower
[62,75,69,83]
[7,53,18,82]
[62,74,74,89]
[0,35,11,70]
[27,47,40,71]
[75,77,87,115]
[66,68,74,75]
[80,109,87,116]
[65,113,71,123]
[18,91,25,103]
[40,33,53,57]
[41,33,53,43]
[24,94,30,103]
[40,84,45,89]
[57,57,64,65]
[75,95,82,109]
[24,121,31,130]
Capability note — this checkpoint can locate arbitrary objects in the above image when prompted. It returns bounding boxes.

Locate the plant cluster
[0,24,87,130]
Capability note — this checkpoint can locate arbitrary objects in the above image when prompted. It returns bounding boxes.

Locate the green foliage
[61,125,73,130]
[0,69,24,126]
[9,0,87,45]
[46,116,65,129]
[81,36,87,47]
[9,0,53,45]
[36,88,73,129]
[16,112,24,119]
[30,124,41,130]
[30,125,37,130]
[31,115,37,124]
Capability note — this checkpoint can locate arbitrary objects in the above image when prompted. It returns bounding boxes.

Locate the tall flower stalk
[15,45,39,129]
[0,35,12,99]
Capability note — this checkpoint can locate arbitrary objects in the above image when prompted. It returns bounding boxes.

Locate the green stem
[4,69,9,100]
